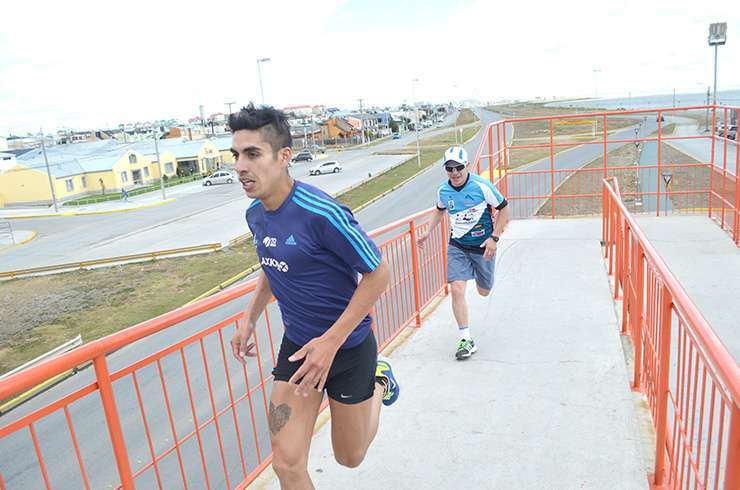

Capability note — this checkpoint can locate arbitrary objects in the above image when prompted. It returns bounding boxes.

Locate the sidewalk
[0,189,179,219]
[636,214,740,361]
[262,218,647,489]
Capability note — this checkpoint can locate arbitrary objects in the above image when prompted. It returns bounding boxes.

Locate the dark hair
[228,103,292,154]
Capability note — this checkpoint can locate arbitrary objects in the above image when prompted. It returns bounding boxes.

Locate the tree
[389,120,399,133]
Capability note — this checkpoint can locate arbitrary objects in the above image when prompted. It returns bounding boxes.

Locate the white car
[202,170,234,186]
[310,161,342,176]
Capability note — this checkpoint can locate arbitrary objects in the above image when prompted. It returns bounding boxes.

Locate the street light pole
[39,129,58,212]
[153,131,166,200]
[358,98,365,145]
[412,78,421,168]
[256,57,271,105]
[225,101,235,116]
[592,68,601,98]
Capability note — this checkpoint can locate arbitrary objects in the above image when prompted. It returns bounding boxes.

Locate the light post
[358,98,365,145]
[592,68,601,98]
[225,101,235,116]
[39,129,58,212]
[256,57,271,105]
[708,23,727,107]
[153,130,166,200]
[412,78,421,168]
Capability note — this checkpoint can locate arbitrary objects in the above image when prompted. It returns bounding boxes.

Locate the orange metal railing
[470,105,739,245]
[602,176,740,490]
[0,209,449,489]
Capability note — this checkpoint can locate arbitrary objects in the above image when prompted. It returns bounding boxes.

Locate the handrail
[603,176,740,403]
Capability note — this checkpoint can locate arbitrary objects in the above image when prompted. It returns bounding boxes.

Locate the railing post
[632,243,645,391]
[408,220,423,327]
[614,213,622,300]
[93,355,134,489]
[709,107,717,219]
[724,402,740,489]
[441,216,449,296]
[652,285,673,487]
[488,125,494,183]
[549,118,555,219]
[656,111,663,217]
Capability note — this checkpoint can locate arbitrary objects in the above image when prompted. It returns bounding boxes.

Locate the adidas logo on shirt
[285,235,297,246]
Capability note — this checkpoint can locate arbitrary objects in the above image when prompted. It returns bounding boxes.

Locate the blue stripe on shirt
[292,196,379,270]
[294,187,380,266]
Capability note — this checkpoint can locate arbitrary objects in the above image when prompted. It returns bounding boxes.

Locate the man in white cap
[417,145,509,359]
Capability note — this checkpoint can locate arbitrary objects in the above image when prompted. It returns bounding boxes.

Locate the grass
[63,174,203,206]
[0,244,258,375]
[534,123,706,217]
[0,125,482,376]
[487,102,642,168]
[455,108,479,126]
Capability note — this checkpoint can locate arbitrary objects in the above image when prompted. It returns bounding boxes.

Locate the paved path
[263,218,647,489]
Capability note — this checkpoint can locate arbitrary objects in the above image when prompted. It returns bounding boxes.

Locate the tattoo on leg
[269,401,291,435]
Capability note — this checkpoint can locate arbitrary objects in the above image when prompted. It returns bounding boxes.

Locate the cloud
[1,0,738,134]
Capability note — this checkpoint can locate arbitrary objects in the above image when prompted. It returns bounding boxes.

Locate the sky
[1,0,738,135]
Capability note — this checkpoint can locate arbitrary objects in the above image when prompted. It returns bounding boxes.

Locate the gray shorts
[447,244,496,290]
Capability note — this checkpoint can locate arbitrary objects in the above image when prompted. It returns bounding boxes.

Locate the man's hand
[288,335,341,397]
[417,231,430,247]
[480,237,497,261]
[230,318,258,365]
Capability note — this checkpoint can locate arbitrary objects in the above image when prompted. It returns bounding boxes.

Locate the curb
[0,230,38,251]
[1,198,177,220]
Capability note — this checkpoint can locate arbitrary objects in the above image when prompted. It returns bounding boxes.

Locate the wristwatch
[491,235,500,243]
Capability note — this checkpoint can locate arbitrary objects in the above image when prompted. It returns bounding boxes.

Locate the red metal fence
[0,209,449,489]
[471,105,739,245]
[603,176,740,489]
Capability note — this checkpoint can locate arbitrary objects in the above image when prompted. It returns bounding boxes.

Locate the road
[2,109,492,489]
[0,112,461,273]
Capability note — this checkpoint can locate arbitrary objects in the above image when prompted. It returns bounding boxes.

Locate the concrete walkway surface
[262,218,648,489]
[636,214,740,361]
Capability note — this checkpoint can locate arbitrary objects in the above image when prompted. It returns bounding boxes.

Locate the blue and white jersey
[246,181,382,349]
[436,173,507,252]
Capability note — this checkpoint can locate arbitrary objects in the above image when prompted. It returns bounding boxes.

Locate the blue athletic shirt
[436,173,508,254]
[246,180,382,349]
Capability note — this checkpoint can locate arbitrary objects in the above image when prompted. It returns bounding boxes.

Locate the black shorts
[272,331,378,405]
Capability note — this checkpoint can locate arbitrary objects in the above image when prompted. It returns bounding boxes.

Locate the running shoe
[375,357,400,406]
[455,338,477,360]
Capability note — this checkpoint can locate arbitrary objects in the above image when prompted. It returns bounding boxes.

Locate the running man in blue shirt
[229,104,399,489]
[418,146,509,360]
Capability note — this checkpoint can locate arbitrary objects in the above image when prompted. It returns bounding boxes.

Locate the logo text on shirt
[261,257,289,272]
[262,236,277,248]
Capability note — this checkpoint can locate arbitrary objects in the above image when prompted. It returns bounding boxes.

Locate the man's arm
[231,271,273,364]
[288,259,391,396]
[480,203,509,260]
[417,208,446,246]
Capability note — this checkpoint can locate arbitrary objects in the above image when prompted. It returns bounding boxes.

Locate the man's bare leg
[327,382,385,468]
[450,280,469,327]
[269,381,323,490]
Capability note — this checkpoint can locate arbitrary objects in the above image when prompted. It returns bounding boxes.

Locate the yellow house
[213,136,235,165]
[0,138,224,207]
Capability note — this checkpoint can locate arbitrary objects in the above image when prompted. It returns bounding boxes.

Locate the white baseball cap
[443,146,468,166]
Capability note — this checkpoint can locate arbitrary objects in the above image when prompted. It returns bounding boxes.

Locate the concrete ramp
[264,218,648,489]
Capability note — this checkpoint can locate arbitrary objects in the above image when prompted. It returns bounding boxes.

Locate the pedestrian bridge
[1,106,739,489]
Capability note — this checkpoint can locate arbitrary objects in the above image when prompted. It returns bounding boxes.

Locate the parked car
[309,145,326,154]
[392,132,401,139]
[202,170,234,186]
[310,161,342,175]
[292,150,314,163]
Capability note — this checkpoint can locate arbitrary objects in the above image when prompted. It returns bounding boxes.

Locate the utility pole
[705,86,711,131]
[412,78,421,168]
[225,101,235,115]
[257,57,271,105]
[39,129,58,212]
[592,68,601,98]
[672,88,676,107]
[358,98,365,144]
[153,131,166,200]
[708,23,727,107]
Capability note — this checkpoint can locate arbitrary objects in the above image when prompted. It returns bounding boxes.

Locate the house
[319,117,358,142]
[0,138,219,207]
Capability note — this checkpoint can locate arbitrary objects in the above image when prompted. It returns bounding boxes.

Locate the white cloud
[1,0,738,134]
